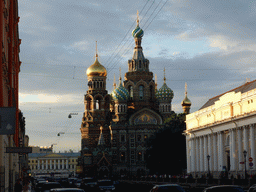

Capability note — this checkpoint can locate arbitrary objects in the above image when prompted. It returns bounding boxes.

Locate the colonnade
[187,124,256,176]
[37,159,70,170]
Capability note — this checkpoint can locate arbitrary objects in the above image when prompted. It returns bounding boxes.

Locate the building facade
[0,0,25,191]
[185,80,256,178]
[80,15,175,177]
[28,152,80,178]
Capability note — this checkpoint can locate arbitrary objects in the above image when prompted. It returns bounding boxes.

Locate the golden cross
[164,67,166,83]
[95,41,98,57]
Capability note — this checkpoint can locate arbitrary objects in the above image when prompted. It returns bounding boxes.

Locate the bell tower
[81,42,111,150]
[124,11,157,112]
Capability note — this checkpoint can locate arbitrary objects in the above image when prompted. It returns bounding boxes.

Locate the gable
[129,108,163,125]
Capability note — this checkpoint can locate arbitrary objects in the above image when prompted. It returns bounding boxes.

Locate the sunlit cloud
[19,93,61,103]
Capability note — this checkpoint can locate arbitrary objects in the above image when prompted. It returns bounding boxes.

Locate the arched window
[139,85,144,100]
[96,100,99,109]
[129,86,133,100]
[87,98,92,110]
[97,81,99,88]
[150,85,154,100]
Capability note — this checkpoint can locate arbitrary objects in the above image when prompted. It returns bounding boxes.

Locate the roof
[200,79,256,110]
[28,152,80,158]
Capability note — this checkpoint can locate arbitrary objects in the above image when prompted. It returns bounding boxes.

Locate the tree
[145,113,187,175]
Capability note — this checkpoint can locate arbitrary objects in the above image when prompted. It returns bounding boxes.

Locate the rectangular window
[137,135,141,142]
[121,135,125,142]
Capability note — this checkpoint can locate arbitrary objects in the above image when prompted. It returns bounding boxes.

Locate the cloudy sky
[18,0,256,152]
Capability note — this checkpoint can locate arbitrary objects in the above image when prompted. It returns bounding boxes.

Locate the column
[230,129,236,171]
[204,136,208,172]
[243,126,249,169]
[250,124,255,170]
[199,137,204,172]
[62,159,64,170]
[196,137,199,172]
[218,132,224,171]
[42,160,44,170]
[46,159,48,170]
[208,134,212,171]
[50,159,52,170]
[238,128,243,170]
[58,159,60,169]
[66,158,68,170]
[191,138,195,172]
[213,133,218,171]
[54,159,56,170]
[38,159,40,170]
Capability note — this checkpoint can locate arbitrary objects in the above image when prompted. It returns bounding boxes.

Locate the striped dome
[112,83,129,101]
[156,83,174,100]
[132,26,144,38]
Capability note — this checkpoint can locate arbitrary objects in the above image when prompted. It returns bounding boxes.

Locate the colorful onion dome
[86,56,107,77]
[156,83,174,100]
[112,82,129,101]
[132,25,144,38]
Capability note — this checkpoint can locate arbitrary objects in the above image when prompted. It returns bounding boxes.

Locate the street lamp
[243,150,247,179]
[207,155,210,177]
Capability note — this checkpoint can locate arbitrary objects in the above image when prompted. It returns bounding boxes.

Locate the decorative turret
[181,82,191,114]
[157,68,174,114]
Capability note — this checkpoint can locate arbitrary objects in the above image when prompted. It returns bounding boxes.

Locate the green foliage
[145,112,187,175]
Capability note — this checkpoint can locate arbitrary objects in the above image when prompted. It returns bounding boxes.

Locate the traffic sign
[249,162,253,167]
[249,157,253,162]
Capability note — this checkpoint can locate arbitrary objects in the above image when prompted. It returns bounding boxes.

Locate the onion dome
[86,41,107,77]
[156,83,174,100]
[181,82,191,106]
[132,11,144,38]
[86,56,107,77]
[112,82,129,101]
[182,95,191,106]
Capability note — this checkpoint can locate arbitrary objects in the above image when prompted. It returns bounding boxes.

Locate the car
[35,180,48,192]
[97,180,115,191]
[41,182,62,192]
[81,177,97,190]
[249,184,256,192]
[150,184,185,192]
[202,185,244,192]
[50,188,85,192]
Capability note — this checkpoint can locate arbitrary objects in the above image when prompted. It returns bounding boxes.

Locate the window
[137,135,141,142]
[128,86,133,100]
[139,85,144,100]
[138,152,142,161]
[121,152,125,161]
[121,135,125,142]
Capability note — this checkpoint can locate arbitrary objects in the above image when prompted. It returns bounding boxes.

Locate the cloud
[208,35,238,50]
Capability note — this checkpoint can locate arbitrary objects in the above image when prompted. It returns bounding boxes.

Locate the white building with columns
[185,80,256,178]
[28,152,80,178]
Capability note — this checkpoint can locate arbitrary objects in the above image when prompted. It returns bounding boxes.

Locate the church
[79,14,191,178]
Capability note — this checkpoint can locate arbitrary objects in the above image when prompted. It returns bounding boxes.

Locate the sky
[18,0,256,152]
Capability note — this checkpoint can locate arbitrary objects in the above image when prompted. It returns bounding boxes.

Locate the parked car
[150,184,185,192]
[35,181,48,192]
[41,182,62,192]
[202,185,244,192]
[50,188,84,192]
[81,177,97,190]
[97,180,115,191]
[249,184,256,192]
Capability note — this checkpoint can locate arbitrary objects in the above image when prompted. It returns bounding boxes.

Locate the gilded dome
[156,83,174,100]
[112,82,129,101]
[182,95,191,106]
[86,56,107,77]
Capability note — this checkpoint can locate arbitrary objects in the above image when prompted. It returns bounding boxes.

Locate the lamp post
[243,150,247,179]
[207,155,210,177]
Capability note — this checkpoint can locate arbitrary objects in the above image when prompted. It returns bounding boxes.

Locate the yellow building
[185,80,256,178]
[28,152,80,178]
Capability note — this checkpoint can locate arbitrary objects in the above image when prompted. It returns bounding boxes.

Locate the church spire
[113,74,116,89]
[181,82,191,114]
[163,68,166,84]
[136,10,140,27]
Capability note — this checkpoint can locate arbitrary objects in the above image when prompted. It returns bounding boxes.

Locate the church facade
[79,16,187,178]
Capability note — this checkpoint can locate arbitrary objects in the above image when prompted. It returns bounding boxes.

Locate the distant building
[185,80,256,178]
[30,146,53,153]
[28,152,80,178]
